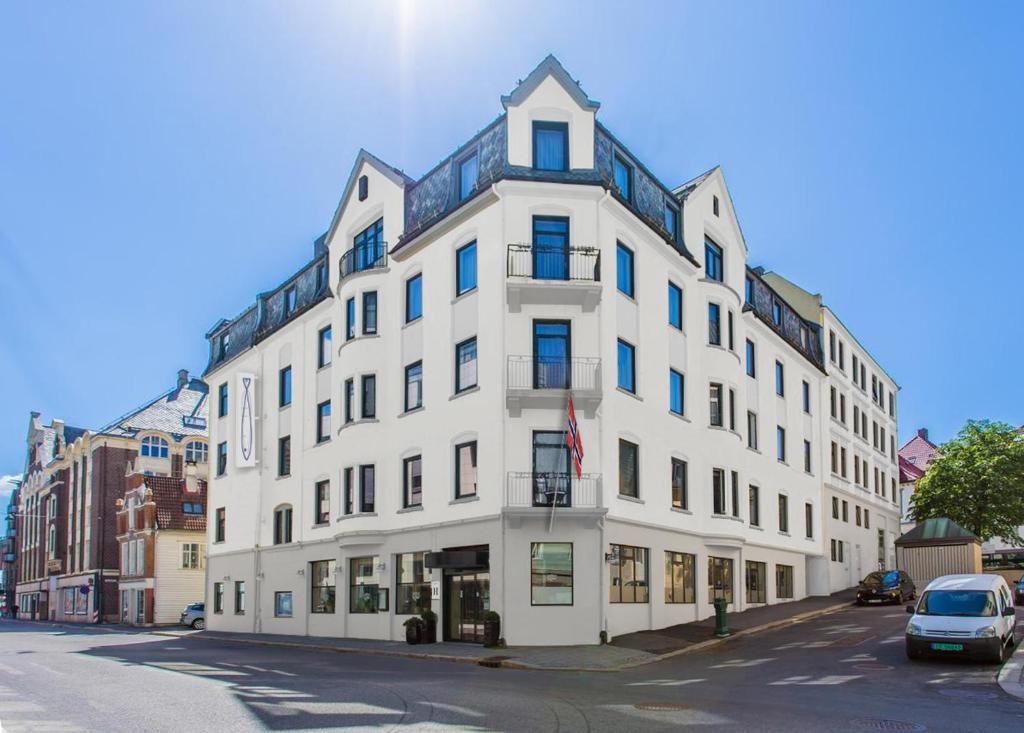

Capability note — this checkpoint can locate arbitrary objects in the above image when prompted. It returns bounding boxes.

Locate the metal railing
[507,356,601,391]
[507,243,601,282]
[506,472,601,508]
[339,242,388,282]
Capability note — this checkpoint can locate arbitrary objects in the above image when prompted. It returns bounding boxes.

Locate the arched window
[48,524,57,557]
[273,505,293,545]
[140,436,169,458]
[185,441,208,464]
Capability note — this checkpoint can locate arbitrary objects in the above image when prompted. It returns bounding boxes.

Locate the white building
[202,57,900,646]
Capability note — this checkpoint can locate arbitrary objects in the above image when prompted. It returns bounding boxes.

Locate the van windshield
[917,590,997,617]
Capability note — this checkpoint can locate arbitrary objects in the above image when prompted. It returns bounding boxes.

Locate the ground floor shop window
[65,588,75,615]
[135,590,145,624]
[120,590,128,622]
[275,591,293,617]
[708,556,734,605]
[664,551,696,603]
[746,560,767,604]
[310,560,336,614]
[776,564,794,599]
[396,552,430,615]
[213,582,224,613]
[75,587,88,615]
[351,556,387,613]
[609,544,648,603]
[531,543,573,605]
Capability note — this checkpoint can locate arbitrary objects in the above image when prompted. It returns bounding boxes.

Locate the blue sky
[1,1,1021,503]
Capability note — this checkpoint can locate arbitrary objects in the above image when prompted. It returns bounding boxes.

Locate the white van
[905,574,1018,663]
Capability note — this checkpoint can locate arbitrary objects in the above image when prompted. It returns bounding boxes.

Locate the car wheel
[906,644,920,661]
[896,591,904,605]
[992,639,1007,664]
[192,618,205,630]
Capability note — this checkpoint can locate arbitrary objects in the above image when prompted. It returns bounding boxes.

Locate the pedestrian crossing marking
[769,674,862,686]
[840,654,877,663]
[709,657,777,669]
[626,678,708,687]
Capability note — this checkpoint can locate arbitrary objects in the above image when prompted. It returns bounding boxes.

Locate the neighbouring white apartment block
[202,56,900,646]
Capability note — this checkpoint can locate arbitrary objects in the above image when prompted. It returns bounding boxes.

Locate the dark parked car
[1015,576,1024,606]
[856,570,916,605]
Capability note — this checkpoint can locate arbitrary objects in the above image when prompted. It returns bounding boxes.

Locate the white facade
[203,57,899,645]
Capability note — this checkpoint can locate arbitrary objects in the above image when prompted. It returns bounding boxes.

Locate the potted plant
[403,616,424,645]
[483,610,501,647]
[420,609,437,644]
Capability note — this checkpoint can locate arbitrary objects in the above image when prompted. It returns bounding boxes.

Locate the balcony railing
[507,243,601,282]
[506,472,601,509]
[339,242,388,282]
[507,356,601,392]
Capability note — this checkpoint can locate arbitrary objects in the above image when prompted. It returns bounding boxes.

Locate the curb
[998,645,1024,702]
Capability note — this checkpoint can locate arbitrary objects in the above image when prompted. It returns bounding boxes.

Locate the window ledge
[616,387,642,401]
[706,343,741,364]
[451,287,478,305]
[398,406,425,419]
[339,418,379,434]
[698,277,742,303]
[746,446,761,455]
[668,410,690,423]
[402,316,423,330]
[314,438,331,447]
[336,512,378,523]
[317,363,332,373]
[749,524,764,531]
[618,290,638,305]
[275,474,291,481]
[450,495,480,505]
[311,522,330,530]
[778,531,791,537]
[279,403,292,412]
[338,333,381,355]
[712,513,744,523]
[670,506,692,515]
[450,385,480,401]
[617,494,644,505]
[397,505,423,514]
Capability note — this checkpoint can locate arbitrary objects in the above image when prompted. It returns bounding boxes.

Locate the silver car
[180,602,205,629]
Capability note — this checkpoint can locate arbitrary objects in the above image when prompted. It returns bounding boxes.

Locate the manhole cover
[854,663,895,671]
[937,688,998,701]
[850,719,926,731]
[634,703,691,711]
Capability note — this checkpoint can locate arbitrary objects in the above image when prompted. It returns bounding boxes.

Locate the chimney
[184,461,199,494]
[177,369,189,389]
[917,428,929,441]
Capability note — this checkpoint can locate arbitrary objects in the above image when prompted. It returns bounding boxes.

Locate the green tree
[912,420,1024,543]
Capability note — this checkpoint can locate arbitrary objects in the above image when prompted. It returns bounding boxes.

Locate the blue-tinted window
[616,242,634,297]
[777,426,786,462]
[708,303,721,345]
[617,339,636,394]
[745,340,756,378]
[534,321,570,389]
[772,299,782,326]
[405,362,423,411]
[775,361,785,396]
[745,275,754,304]
[406,274,422,323]
[353,218,384,271]
[532,216,570,280]
[455,337,477,393]
[284,286,297,315]
[664,204,679,241]
[533,121,568,171]
[218,383,228,417]
[456,241,477,296]
[458,154,478,201]
[613,154,632,201]
[318,326,332,368]
[279,366,292,407]
[216,442,227,477]
[668,282,682,329]
[705,238,723,282]
[670,369,684,415]
[346,297,355,341]
[317,401,331,443]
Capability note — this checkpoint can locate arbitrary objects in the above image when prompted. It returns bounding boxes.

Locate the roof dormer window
[284,286,297,316]
[613,153,632,202]
[664,202,679,243]
[458,152,479,201]
[532,121,568,172]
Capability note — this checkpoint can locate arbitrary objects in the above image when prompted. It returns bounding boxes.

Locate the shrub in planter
[403,617,424,645]
[483,610,501,647]
[420,610,437,644]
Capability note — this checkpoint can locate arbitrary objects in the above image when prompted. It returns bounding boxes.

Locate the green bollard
[713,596,730,637]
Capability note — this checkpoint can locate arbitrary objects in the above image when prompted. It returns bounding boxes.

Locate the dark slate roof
[745,267,825,372]
[146,475,207,532]
[896,518,980,546]
[98,378,209,441]
[674,166,719,200]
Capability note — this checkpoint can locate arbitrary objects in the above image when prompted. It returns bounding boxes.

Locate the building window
[359,465,375,513]
[669,369,684,415]
[865,509,870,529]
[316,401,331,443]
[215,507,225,542]
[180,543,202,569]
[708,302,721,345]
[778,494,789,533]
[616,242,634,297]
[802,381,811,413]
[728,388,736,431]
[747,411,758,450]
[213,582,224,613]
[455,337,478,393]
[234,581,246,614]
[746,560,767,604]
[775,361,784,396]
[182,501,204,515]
[140,435,168,458]
[613,153,632,201]
[671,458,688,509]
[357,174,368,200]
[609,544,649,603]
[216,442,227,477]
[350,556,382,613]
[405,361,423,411]
[274,591,293,618]
[396,552,430,615]
[455,441,477,498]
[618,439,639,498]
[772,299,782,326]
[318,326,332,368]
[311,560,336,613]
[708,556,734,604]
[217,332,229,361]
[749,485,760,526]
[776,564,794,599]
[185,441,208,464]
[346,297,356,340]
[745,339,756,378]
[713,194,720,216]
[315,260,327,292]
[455,240,478,296]
[712,467,726,515]
[362,291,378,335]
[856,505,862,526]
[842,499,849,522]
[745,274,754,304]
[665,551,696,604]
[532,216,571,280]
[278,436,291,477]
[805,502,814,538]
[709,383,723,427]
[352,218,384,272]
[403,455,422,508]
[617,339,636,393]
[705,238,723,282]
[668,282,683,329]
[273,506,292,545]
[777,426,787,462]
[531,543,573,605]
[804,439,812,473]
[664,203,679,242]
[284,285,296,316]
[533,120,568,171]
[344,378,354,423]
[358,374,376,419]
[405,273,423,323]
[279,366,292,407]
[727,310,735,351]
[458,153,478,201]
[315,480,330,525]
[343,467,354,515]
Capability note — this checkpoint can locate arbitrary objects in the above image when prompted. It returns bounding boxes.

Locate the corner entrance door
[444,572,490,643]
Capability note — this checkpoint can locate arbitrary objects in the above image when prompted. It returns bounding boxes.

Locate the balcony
[506,356,602,417]
[506,243,602,312]
[504,472,605,528]
[338,241,388,284]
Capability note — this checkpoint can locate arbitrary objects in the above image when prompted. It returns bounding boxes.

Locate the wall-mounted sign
[236,373,257,468]
[431,580,440,600]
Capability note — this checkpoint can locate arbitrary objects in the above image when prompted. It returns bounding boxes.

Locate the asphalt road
[0,606,1021,733]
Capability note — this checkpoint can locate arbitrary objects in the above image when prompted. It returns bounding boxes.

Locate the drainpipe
[493,180,508,634]
[596,189,611,642]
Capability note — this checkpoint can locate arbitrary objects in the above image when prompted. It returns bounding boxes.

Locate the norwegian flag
[566,396,584,479]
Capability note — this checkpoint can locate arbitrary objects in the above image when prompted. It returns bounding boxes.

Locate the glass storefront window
[531,543,573,605]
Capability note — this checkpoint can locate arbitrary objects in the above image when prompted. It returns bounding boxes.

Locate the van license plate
[931,643,963,651]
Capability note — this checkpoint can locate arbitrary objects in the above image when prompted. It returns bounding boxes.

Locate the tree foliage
[912,420,1024,543]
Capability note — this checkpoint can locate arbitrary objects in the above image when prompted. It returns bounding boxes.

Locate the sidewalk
[997,617,1024,702]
